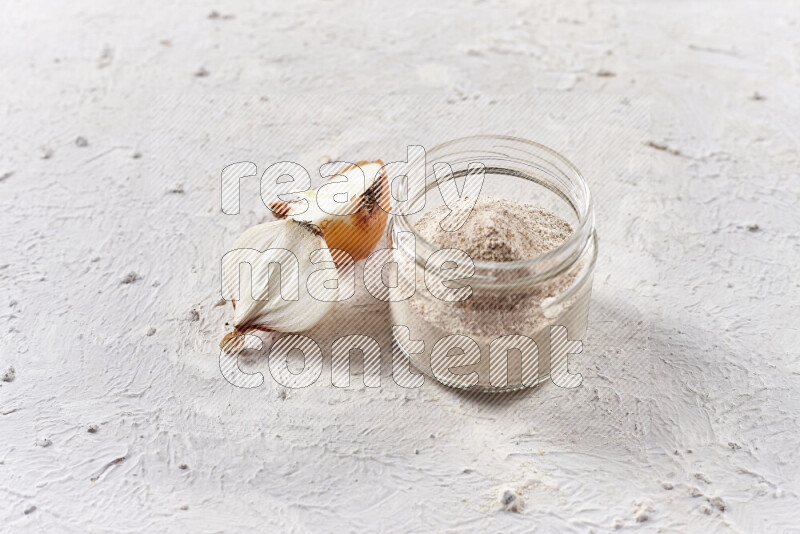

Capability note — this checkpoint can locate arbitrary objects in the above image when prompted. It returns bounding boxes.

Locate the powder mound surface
[399,196,588,389]
[415,197,573,261]
[406,196,581,339]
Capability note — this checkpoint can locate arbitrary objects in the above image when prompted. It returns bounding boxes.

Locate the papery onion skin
[269,160,390,263]
[320,161,389,262]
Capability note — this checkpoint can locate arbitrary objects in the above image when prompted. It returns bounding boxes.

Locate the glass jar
[387,135,597,392]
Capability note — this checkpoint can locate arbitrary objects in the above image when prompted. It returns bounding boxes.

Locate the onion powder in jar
[387,135,597,392]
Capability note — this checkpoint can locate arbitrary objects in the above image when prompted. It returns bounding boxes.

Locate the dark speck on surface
[645,140,681,156]
[121,271,142,284]
[694,472,711,484]
[208,10,235,19]
[708,496,726,512]
[75,136,88,147]
[2,366,15,383]
[500,489,521,512]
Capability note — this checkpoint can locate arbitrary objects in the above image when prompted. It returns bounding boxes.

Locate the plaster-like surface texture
[1,1,799,531]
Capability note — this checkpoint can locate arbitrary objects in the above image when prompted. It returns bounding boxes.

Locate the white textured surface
[1,1,799,532]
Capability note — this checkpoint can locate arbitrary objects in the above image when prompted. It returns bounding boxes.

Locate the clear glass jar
[387,135,597,392]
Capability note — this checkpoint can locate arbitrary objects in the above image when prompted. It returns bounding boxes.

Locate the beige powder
[415,196,573,262]
[410,197,578,338]
[393,196,589,390]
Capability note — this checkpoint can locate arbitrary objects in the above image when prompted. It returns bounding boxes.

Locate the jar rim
[390,135,595,285]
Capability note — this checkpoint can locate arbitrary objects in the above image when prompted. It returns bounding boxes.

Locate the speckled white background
[1,1,799,532]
